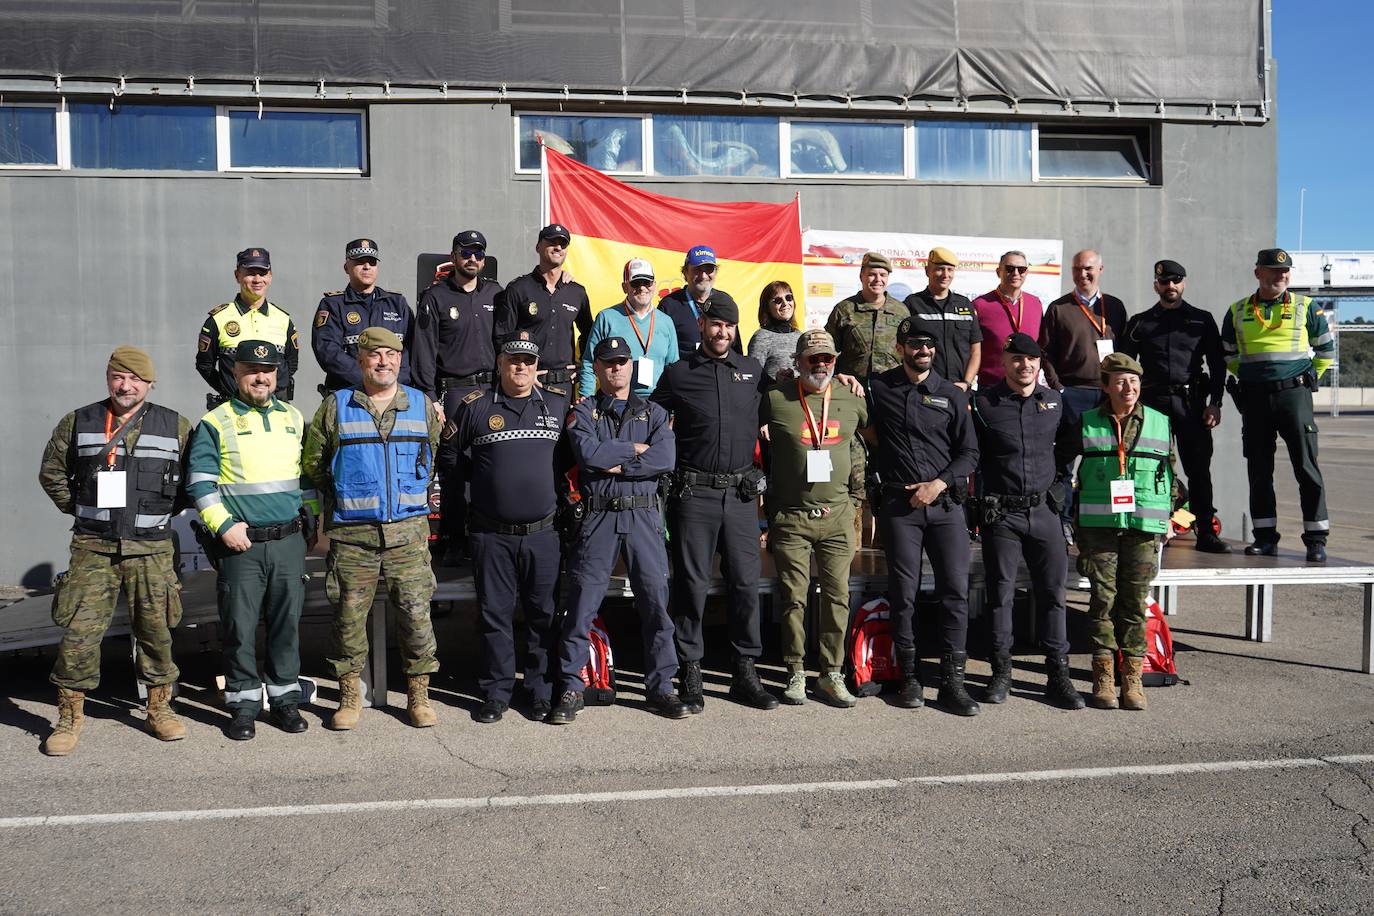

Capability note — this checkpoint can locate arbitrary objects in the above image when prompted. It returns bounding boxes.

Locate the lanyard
[1249,292,1289,331]
[995,290,1023,332]
[626,306,655,354]
[1074,291,1107,337]
[797,380,831,450]
[103,408,136,469]
[1110,414,1129,477]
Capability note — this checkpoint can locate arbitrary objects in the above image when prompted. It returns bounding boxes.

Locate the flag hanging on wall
[543,147,803,350]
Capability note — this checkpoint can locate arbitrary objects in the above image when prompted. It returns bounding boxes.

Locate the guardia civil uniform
[195,248,299,406]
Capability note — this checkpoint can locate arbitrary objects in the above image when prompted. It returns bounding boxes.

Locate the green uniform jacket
[824,292,908,381]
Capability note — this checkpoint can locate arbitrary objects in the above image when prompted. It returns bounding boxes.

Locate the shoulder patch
[209,302,230,316]
[462,389,483,405]
[323,289,344,297]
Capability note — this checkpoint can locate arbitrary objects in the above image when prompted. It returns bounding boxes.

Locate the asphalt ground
[1,414,1372,915]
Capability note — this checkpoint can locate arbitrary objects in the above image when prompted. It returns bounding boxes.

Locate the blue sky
[1275,1,1374,251]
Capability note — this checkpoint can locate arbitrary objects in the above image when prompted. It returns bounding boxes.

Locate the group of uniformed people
[35,230,1335,752]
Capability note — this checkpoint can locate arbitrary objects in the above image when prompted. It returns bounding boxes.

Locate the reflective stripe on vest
[330,386,432,524]
[1230,293,1312,366]
[1077,405,1172,534]
[202,400,305,526]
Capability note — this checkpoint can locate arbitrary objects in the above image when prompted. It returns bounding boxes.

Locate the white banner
[801,229,1064,329]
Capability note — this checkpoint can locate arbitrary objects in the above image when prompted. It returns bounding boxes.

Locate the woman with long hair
[747,280,802,383]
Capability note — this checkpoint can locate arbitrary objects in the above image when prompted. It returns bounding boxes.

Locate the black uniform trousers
[437,382,482,550]
[470,525,560,704]
[558,508,677,696]
[1239,384,1328,545]
[878,495,970,654]
[982,502,1070,656]
[668,487,763,662]
[1143,390,1216,522]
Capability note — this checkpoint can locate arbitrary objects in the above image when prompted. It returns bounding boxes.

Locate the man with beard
[761,330,869,708]
[657,244,743,357]
[971,333,1085,709]
[411,229,502,565]
[862,318,980,716]
[187,341,317,740]
[38,347,192,755]
[651,299,776,713]
[303,328,443,731]
[1119,260,1230,553]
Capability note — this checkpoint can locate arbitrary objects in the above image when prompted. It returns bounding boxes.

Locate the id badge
[1096,338,1115,360]
[1109,478,1136,513]
[806,449,833,483]
[96,471,128,508]
[635,358,655,387]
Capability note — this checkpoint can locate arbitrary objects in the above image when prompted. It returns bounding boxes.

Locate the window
[653,114,779,178]
[0,105,58,166]
[915,120,1032,182]
[786,120,904,178]
[517,114,644,173]
[1038,132,1149,182]
[69,102,216,170]
[227,109,365,171]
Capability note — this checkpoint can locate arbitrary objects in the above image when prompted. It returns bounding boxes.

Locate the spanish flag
[544,148,803,347]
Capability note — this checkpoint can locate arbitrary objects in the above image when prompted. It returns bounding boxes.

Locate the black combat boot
[984,651,1012,704]
[937,651,980,717]
[678,660,705,714]
[728,656,779,710]
[895,647,923,709]
[1195,521,1232,554]
[1043,655,1086,710]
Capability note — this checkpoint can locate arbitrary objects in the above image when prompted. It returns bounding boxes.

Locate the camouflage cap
[795,329,838,358]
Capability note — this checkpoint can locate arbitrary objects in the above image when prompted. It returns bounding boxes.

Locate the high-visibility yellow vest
[1228,292,1313,372]
[193,400,307,532]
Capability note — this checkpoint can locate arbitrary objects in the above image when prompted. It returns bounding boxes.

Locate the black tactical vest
[68,401,182,540]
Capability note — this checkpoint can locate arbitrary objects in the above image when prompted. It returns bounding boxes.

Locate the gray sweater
[747,323,802,383]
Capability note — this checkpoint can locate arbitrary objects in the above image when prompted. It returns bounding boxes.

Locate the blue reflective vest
[330,386,431,524]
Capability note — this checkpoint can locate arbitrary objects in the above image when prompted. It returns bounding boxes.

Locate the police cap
[236,248,271,270]
[1256,248,1292,269]
[345,238,381,261]
[593,337,632,362]
[1154,259,1187,281]
[538,224,571,244]
[452,229,487,251]
[234,340,281,366]
[499,334,540,359]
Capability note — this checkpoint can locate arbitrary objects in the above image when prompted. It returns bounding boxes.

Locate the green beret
[107,345,155,382]
[357,327,404,351]
[861,251,893,273]
[1100,352,1144,377]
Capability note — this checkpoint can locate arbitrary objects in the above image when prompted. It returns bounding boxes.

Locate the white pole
[1298,187,1306,251]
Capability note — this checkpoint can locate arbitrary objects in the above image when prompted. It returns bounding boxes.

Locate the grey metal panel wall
[0,103,1273,584]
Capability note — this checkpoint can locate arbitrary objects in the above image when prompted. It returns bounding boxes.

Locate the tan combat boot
[1120,656,1148,711]
[145,684,187,741]
[407,675,437,728]
[43,687,85,756]
[329,672,363,731]
[1090,655,1119,710]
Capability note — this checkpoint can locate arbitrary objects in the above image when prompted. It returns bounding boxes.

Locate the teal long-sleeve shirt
[578,302,680,398]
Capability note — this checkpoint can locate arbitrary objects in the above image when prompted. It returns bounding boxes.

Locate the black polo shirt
[903,288,982,383]
[650,347,767,473]
[494,268,592,369]
[972,381,1063,496]
[1118,299,1227,407]
[868,366,978,487]
[411,274,502,401]
[449,385,561,524]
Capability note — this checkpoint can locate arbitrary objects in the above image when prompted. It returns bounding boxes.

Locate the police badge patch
[488,414,505,431]
[224,321,241,337]
[449,306,459,320]
[198,335,211,352]
[527,302,538,317]
[346,311,362,325]
[315,310,329,328]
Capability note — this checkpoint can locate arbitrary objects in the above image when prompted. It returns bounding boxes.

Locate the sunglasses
[1001,264,1029,274]
[771,294,795,305]
[505,355,537,366]
[629,279,654,290]
[458,248,486,260]
[806,353,835,365]
[1157,275,1184,285]
[691,265,718,275]
[906,340,936,350]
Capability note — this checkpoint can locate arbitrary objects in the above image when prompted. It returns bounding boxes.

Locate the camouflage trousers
[1075,526,1161,658]
[50,543,181,691]
[325,538,438,678]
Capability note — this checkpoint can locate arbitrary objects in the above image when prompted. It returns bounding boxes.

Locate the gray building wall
[0,103,1275,585]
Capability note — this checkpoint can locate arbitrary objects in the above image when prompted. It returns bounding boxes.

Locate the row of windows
[517,112,1151,183]
[0,103,366,172]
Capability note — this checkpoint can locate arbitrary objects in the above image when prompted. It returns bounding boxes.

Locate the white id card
[806,449,833,483]
[1096,338,1115,360]
[635,358,655,387]
[96,471,128,508]
[1109,478,1136,513]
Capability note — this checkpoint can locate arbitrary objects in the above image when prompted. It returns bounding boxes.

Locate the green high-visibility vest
[1077,405,1171,535]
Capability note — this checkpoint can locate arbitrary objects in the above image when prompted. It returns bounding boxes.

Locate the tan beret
[107,345,155,383]
[357,326,404,352]
[927,246,959,268]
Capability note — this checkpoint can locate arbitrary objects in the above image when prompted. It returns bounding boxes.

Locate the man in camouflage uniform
[824,251,909,389]
[38,347,192,755]
[302,327,442,730]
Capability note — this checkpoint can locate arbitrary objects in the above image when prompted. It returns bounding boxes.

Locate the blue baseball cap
[684,245,717,268]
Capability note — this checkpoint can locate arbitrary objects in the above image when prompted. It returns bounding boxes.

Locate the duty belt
[880,482,956,510]
[439,372,493,392]
[586,494,657,512]
[539,366,576,384]
[469,507,556,536]
[983,492,1042,509]
[245,517,303,542]
[679,467,750,489]
[1240,375,1306,394]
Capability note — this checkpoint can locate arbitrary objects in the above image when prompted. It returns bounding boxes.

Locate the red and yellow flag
[545,148,803,347]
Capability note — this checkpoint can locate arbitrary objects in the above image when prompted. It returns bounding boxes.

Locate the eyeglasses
[806,353,835,365]
[458,248,486,260]
[600,358,632,367]
[629,279,654,290]
[771,294,795,305]
[1001,264,1029,274]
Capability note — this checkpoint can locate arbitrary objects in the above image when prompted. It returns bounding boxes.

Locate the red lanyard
[797,380,831,450]
[1074,292,1106,337]
[103,408,133,469]
[995,290,1023,332]
[626,306,655,354]
[1110,414,1129,477]
[1249,292,1288,331]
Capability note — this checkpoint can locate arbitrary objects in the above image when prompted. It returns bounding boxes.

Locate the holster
[190,519,221,571]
